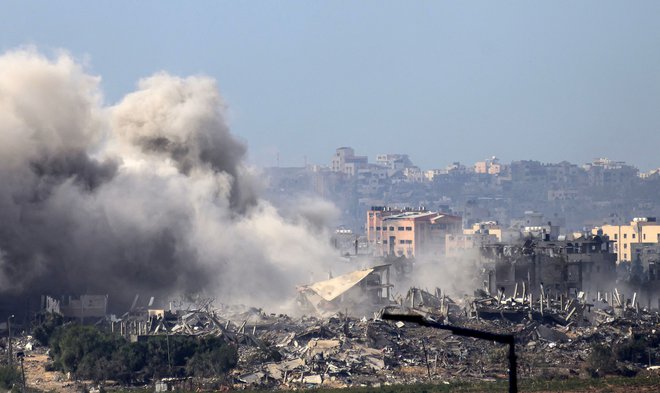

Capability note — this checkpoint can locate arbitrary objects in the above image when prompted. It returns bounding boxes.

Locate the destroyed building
[480,234,616,297]
[297,265,393,317]
[631,242,660,282]
[41,294,108,320]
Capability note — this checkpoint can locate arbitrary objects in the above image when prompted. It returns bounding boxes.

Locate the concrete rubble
[5,284,658,390]
[96,284,658,389]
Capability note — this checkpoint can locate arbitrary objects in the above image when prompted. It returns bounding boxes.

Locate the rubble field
[5,287,660,392]
[120,288,660,390]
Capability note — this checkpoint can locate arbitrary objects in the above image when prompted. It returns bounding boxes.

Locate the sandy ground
[22,352,78,393]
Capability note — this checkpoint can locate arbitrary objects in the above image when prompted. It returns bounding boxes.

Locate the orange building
[366,207,461,258]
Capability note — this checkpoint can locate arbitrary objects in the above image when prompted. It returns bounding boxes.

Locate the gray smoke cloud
[0,48,338,311]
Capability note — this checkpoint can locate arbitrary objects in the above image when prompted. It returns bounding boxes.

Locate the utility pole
[7,315,14,367]
[17,351,25,392]
[166,330,172,376]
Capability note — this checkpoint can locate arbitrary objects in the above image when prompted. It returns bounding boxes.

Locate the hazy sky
[2,2,659,170]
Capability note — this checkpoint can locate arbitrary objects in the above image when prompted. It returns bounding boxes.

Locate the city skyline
[2,2,660,170]
[282,145,659,173]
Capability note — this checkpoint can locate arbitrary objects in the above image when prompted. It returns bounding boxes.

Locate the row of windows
[613,233,660,240]
[373,226,413,231]
[382,240,413,245]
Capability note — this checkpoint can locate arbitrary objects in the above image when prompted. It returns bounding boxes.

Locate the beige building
[446,221,522,257]
[474,157,503,175]
[594,217,660,262]
[331,147,368,176]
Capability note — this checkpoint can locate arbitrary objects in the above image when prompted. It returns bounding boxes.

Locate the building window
[624,244,627,249]
[398,226,404,231]
[405,226,412,231]
[624,253,627,259]
[376,226,381,231]
[632,234,636,239]
[400,240,405,244]
[405,240,413,244]
[624,234,627,239]
[383,240,388,244]
[389,226,394,231]
[643,234,646,240]
[614,234,618,240]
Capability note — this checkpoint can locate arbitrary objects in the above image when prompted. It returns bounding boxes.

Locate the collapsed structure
[297,265,393,317]
[41,295,109,320]
[7,255,657,392]
[480,234,617,298]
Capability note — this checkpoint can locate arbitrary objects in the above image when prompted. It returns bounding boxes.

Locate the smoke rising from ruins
[0,48,339,310]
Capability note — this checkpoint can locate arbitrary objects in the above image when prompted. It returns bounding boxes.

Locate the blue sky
[2,1,660,170]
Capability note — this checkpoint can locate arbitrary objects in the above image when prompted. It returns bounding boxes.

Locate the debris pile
[14,284,660,389]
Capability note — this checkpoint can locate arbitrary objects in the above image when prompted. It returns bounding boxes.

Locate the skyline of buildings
[265,146,660,233]
[272,145,659,180]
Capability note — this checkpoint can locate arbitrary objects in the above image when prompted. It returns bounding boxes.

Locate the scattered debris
[11,284,660,390]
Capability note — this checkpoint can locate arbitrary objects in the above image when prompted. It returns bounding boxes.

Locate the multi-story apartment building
[366,207,461,258]
[583,158,638,187]
[474,157,505,175]
[331,147,368,176]
[375,153,413,171]
[445,221,501,258]
[594,217,660,262]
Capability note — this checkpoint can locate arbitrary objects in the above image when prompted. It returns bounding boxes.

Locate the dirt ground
[22,352,78,393]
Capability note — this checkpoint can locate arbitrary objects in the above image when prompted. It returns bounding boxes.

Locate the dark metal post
[21,357,26,392]
[507,335,517,393]
[382,312,517,393]
[7,315,14,367]
[18,352,26,393]
[166,331,172,376]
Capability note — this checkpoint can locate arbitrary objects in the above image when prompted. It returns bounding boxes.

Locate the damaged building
[41,294,108,320]
[297,265,393,317]
[631,242,660,282]
[480,234,617,297]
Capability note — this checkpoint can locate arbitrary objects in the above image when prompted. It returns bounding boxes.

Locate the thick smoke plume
[0,48,338,311]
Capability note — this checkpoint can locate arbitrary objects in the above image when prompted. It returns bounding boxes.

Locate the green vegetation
[588,343,617,376]
[0,365,21,391]
[616,332,658,364]
[48,324,238,383]
[31,312,64,346]
[588,331,659,377]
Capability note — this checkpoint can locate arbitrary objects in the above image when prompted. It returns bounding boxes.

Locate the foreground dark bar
[381,312,517,393]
